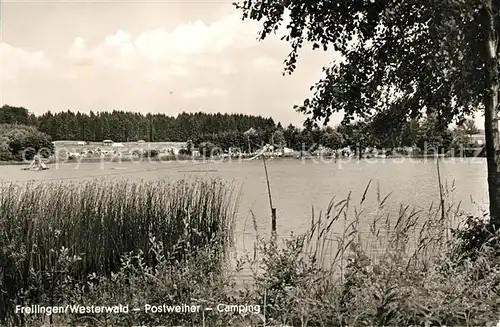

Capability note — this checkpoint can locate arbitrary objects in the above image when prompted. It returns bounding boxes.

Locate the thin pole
[436,154,446,222]
[262,147,276,234]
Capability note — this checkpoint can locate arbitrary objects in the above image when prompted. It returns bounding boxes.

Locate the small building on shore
[470,134,485,146]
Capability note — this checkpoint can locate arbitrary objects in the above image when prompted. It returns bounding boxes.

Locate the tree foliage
[416,113,454,152]
[321,128,343,149]
[459,119,481,136]
[0,124,54,161]
[0,105,480,157]
[199,142,220,157]
[234,0,486,126]
[0,105,276,144]
[235,0,500,224]
[272,129,286,147]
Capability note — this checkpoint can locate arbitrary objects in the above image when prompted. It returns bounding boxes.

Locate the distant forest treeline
[0,105,277,143]
[0,105,484,158]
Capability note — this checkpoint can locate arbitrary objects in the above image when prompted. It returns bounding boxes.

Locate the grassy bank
[0,180,499,326]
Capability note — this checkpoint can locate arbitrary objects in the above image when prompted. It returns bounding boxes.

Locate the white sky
[0,0,484,129]
[0,0,343,127]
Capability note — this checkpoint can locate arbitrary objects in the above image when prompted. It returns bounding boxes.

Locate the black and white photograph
[1,0,500,326]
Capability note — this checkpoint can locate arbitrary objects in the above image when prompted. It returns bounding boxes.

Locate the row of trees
[0,105,482,155]
[0,106,276,143]
[273,115,481,154]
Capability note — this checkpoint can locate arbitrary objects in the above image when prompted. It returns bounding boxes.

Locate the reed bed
[300,180,464,272]
[0,178,238,324]
[1,179,498,326]
[241,180,499,326]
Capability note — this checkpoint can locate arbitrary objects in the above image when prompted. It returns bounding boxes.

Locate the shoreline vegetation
[0,105,488,166]
[0,179,498,326]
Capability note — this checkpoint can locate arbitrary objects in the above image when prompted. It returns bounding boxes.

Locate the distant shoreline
[0,156,207,165]
[0,153,483,166]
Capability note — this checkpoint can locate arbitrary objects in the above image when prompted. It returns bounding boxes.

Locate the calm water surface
[0,157,489,256]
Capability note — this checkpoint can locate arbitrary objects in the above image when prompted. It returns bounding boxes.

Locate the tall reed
[0,178,238,323]
[242,180,498,326]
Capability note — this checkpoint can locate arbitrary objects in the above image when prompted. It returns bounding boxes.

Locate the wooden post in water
[436,154,446,222]
[262,146,276,234]
[271,208,277,233]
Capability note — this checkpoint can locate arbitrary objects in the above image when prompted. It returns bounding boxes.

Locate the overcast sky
[0,0,346,127]
[1,0,484,129]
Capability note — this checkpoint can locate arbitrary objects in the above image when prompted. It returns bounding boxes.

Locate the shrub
[199,142,221,157]
[141,149,159,157]
[0,124,54,161]
[451,214,499,261]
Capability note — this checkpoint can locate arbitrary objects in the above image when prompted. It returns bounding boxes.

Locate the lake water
[0,157,489,252]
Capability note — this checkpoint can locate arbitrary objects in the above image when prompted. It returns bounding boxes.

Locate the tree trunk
[482,0,500,228]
